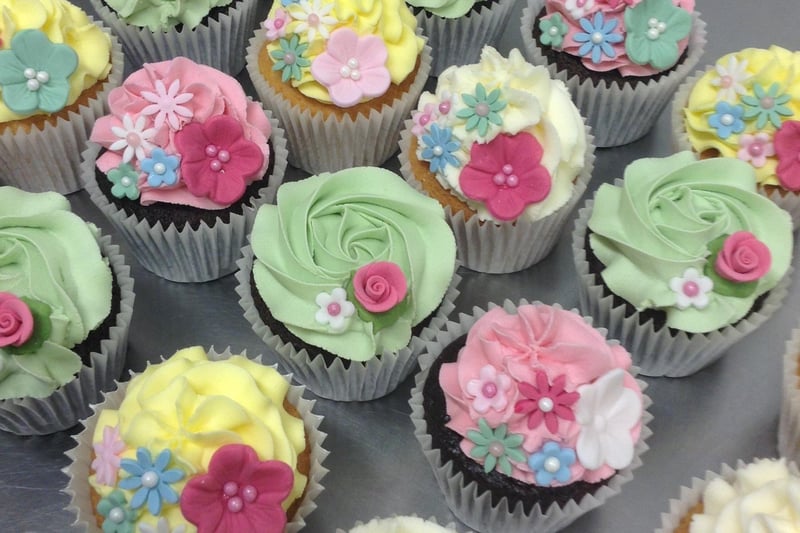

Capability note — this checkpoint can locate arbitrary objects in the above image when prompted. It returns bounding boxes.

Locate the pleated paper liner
[778,326,800,463]
[338,515,462,533]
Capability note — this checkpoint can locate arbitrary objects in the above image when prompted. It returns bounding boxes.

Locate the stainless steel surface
[1,1,799,531]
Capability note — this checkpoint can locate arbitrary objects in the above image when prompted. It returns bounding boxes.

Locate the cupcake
[405,0,517,75]
[656,458,800,532]
[236,167,459,401]
[341,515,458,533]
[574,152,793,377]
[64,346,327,533]
[0,0,123,194]
[672,46,800,228]
[88,0,259,74]
[778,326,800,464]
[409,300,650,533]
[246,0,432,174]
[399,46,593,274]
[82,56,287,283]
[0,187,134,435]
[521,0,706,147]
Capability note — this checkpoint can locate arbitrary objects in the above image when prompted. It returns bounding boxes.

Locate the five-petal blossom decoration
[180,444,294,533]
[624,0,692,70]
[96,490,137,533]
[538,13,569,48]
[465,364,513,414]
[708,101,745,140]
[411,103,437,136]
[109,114,157,164]
[92,425,126,486]
[710,56,751,102]
[421,124,460,173]
[737,132,775,168]
[775,120,800,191]
[107,164,141,201]
[263,8,291,41]
[118,447,184,516]
[466,418,527,476]
[455,83,506,138]
[741,82,793,129]
[514,371,580,433]
[459,132,552,221]
[173,115,264,205]
[315,287,355,331]
[310,28,391,108]
[669,267,714,309]
[141,148,180,187]
[574,12,623,64]
[140,78,194,130]
[528,441,576,486]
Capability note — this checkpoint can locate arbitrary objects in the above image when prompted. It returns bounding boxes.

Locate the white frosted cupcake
[340,515,459,533]
[778,326,800,464]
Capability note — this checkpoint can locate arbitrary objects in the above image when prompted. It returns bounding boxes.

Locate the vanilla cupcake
[247,0,432,174]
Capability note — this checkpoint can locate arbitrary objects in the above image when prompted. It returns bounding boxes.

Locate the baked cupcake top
[689,458,800,532]
[104,0,237,31]
[588,152,793,334]
[683,46,800,191]
[535,0,694,77]
[405,0,483,18]
[90,57,272,211]
[410,46,586,222]
[89,347,308,533]
[260,0,424,107]
[0,0,112,122]
[439,304,643,486]
[348,516,456,533]
[0,187,112,400]
[251,167,456,363]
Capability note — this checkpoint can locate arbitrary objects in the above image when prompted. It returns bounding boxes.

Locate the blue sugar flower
[421,124,460,173]
[528,441,576,486]
[708,101,745,140]
[119,448,183,516]
[573,12,623,64]
[141,148,180,187]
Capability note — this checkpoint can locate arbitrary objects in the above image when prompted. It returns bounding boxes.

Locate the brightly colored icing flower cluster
[405,0,480,18]
[261,0,424,107]
[0,187,112,400]
[588,152,793,334]
[105,0,235,31]
[410,46,586,222]
[0,0,112,122]
[683,46,800,191]
[89,347,308,533]
[440,304,643,486]
[251,167,456,362]
[689,459,800,533]
[91,57,272,210]
[536,0,694,76]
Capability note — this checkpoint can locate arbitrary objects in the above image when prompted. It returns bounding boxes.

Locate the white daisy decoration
[710,56,751,102]
[669,267,714,310]
[288,0,337,42]
[139,517,186,533]
[141,79,194,130]
[565,0,595,19]
[109,114,157,163]
[315,287,355,332]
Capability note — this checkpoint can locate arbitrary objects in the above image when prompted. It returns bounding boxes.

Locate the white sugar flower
[289,0,337,42]
[141,79,194,130]
[565,0,595,19]
[315,287,355,331]
[109,114,157,163]
[710,56,751,102]
[139,517,186,533]
[669,267,714,310]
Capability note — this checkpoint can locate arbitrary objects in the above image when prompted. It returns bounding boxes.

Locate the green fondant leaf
[5,297,52,355]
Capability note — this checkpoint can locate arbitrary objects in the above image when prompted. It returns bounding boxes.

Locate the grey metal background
[2,0,799,531]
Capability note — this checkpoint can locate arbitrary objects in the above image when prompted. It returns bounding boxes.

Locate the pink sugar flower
[411,103,437,136]
[514,371,580,434]
[465,365,512,414]
[737,132,775,168]
[91,425,125,486]
[310,28,391,108]
[715,231,772,283]
[0,293,33,348]
[262,8,290,41]
[775,120,800,191]
[352,262,407,313]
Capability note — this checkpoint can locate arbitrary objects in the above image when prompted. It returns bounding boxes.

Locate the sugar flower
[421,124,460,173]
[574,12,623,64]
[109,114,157,164]
[262,8,290,41]
[141,148,180,187]
[96,490,136,533]
[708,101,745,140]
[465,365,512,414]
[669,267,713,310]
[118,448,183,516]
[710,56,751,102]
[107,164,141,201]
[741,83,793,129]
[92,425,126,487]
[528,441,576,485]
[288,0,337,42]
[140,78,194,130]
[315,287,355,331]
[624,0,692,70]
[455,83,506,138]
[514,371,579,433]
[466,418,526,476]
[737,132,774,168]
[271,35,311,83]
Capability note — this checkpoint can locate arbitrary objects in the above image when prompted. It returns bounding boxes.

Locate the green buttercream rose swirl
[405,0,478,18]
[106,0,234,31]
[0,187,112,399]
[252,168,456,362]
[588,152,792,333]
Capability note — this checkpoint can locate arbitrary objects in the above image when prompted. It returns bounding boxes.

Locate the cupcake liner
[0,21,124,195]
[520,0,707,148]
[572,194,793,378]
[415,0,516,77]
[235,245,461,401]
[63,347,329,533]
[0,233,135,436]
[246,28,432,174]
[778,327,800,463]
[398,120,595,274]
[81,110,288,283]
[409,299,652,533]
[671,71,800,230]
[337,515,463,533]
[88,0,258,75]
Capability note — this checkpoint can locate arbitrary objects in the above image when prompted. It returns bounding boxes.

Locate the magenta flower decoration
[775,120,800,191]
[180,444,294,533]
[91,425,126,486]
[310,27,391,108]
[514,371,580,433]
[352,261,407,313]
[174,115,264,205]
[0,292,33,348]
[715,231,772,283]
[458,132,552,221]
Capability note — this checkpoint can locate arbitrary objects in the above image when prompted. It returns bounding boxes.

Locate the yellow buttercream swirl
[89,347,307,532]
[684,46,800,187]
[264,0,423,104]
[0,0,112,123]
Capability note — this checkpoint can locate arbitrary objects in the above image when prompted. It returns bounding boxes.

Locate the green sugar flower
[456,83,506,138]
[466,418,526,476]
[107,164,141,201]
[624,0,692,70]
[271,34,311,83]
[539,13,568,48]
[96,490,137,533]
[741,83,793,129]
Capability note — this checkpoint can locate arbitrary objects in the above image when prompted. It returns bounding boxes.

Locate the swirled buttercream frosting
[0,186,112,400]
[261,0,424,107]
[88,347,308,533]
[534,0,694,77]
[410,46,586,222]
[0,0,112,122]
[105,0,235,31]
[90,57,272,211]
[689,459,800,533]
[683,46,800,190]
[251,167,456,363]
[588,152,793,334]
[439,304,643,486]
[349,516,457,533]
[405,0,481,18]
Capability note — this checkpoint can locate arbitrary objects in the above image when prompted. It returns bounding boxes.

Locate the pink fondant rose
[0,293,34,348]
[714,231,772,282]
[352,262,408,313]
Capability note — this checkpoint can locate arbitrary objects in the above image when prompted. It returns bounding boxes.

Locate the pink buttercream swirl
[91,57,272,210]
[352,261,408,313]
[714,232,772,283]
[0,292,34,348]
[439,305,643,485]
